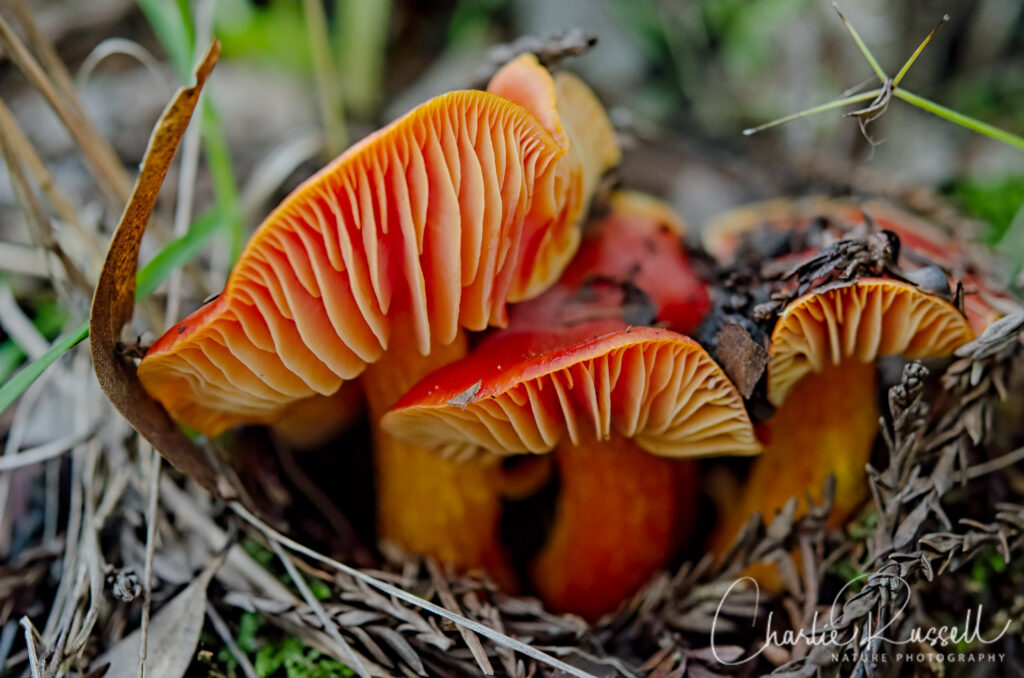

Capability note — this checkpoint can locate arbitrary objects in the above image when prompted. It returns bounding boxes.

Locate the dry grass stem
[0,12,131,205]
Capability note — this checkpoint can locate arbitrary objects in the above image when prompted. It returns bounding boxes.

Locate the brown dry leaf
[90,41,231,498]
[92,555,223,678]
[714,322,768,398]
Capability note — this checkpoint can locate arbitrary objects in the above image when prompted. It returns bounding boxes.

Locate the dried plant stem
[137,444,161,678]
[426,559,494,675]
[230,502,599,678]
[205,604,259,678]
[0,117,92,294]
[0,99,100,260]
[303,0,347,156]
[7,0,87,119]
[961,444,1024,481]
[0,12,130,205]
[19,618,42,678]
[268,538,372,678]
[0,432,90,472]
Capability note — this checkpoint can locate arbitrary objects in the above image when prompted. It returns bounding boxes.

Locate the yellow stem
[529,430,693,619]
[711,360,879,587]
[360,327,514,588]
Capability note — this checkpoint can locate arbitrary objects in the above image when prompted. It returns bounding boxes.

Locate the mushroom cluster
[138,53,1004,619]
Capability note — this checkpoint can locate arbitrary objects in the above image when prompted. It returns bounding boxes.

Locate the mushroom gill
[711,279,975,581]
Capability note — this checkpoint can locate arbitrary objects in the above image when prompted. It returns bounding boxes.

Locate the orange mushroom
[383,193,759,618]
[709,278,975,583]
[702,197,1006,332]
[138,54,619,580]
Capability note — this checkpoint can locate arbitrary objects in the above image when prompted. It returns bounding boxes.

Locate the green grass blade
[894,89,1024,151]
[0,341,26,384]
[892,14,949,87]
[0,205,233,413]
[137,0,193,80]
[0,320,89,412]
[833,5,887,83]
[743,88,882,135]
[137,206,233,298]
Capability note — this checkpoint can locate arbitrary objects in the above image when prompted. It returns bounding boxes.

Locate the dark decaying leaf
[89,41,231,499]
[713,322,768,399]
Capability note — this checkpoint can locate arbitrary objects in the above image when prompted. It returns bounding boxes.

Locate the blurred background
[0,0,1021,401]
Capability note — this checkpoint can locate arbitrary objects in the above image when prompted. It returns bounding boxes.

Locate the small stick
[7,0,89,120]
[19,618,42,678]
[137,444,161,678]
[426,560,495,676]
[0,100,99,260]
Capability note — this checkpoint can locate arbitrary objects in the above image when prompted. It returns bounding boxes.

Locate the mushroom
[709,278,975,581]
[383,192,760,618]
[702,197,1007,331]
[137,54,620,580]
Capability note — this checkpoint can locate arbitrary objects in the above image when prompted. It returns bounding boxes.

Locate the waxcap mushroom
[138,54,618,437]
[702,196,1010,333]
[769,277,976,405]
[384,322,760,459]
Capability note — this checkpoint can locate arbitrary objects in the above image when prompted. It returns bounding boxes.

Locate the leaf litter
[1,14,1023,678]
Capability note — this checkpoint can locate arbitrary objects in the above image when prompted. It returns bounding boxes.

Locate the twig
[0,431,91,472]
[960,445,1024,481]
[267,538,372,678]
[7,0,89,121]
[426,559,495,676]
[137,444,161,678]
[205,603,259,678]
[0,242,53,278]
[230,501,599,678]
[20,618,42,678]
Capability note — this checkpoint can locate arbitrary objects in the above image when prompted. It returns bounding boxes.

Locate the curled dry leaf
[90,40,231,498]
[92,555,224,678]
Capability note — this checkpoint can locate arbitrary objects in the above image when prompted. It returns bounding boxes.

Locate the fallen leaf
[715,322,768,398]
[92,555,223,678]
[90,41,230,498]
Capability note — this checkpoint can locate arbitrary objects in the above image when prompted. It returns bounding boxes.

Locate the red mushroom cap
[383,322,760,459]
[138,55,619,436]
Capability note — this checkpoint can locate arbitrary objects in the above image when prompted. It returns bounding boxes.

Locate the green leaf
[0,204,233,415]
[136,205,233,299]
[0,320,89,413]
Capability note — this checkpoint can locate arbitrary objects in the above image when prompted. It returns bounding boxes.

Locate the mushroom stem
[712,359,878,574]
[360,326,514,587]
[529,429,695,620]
